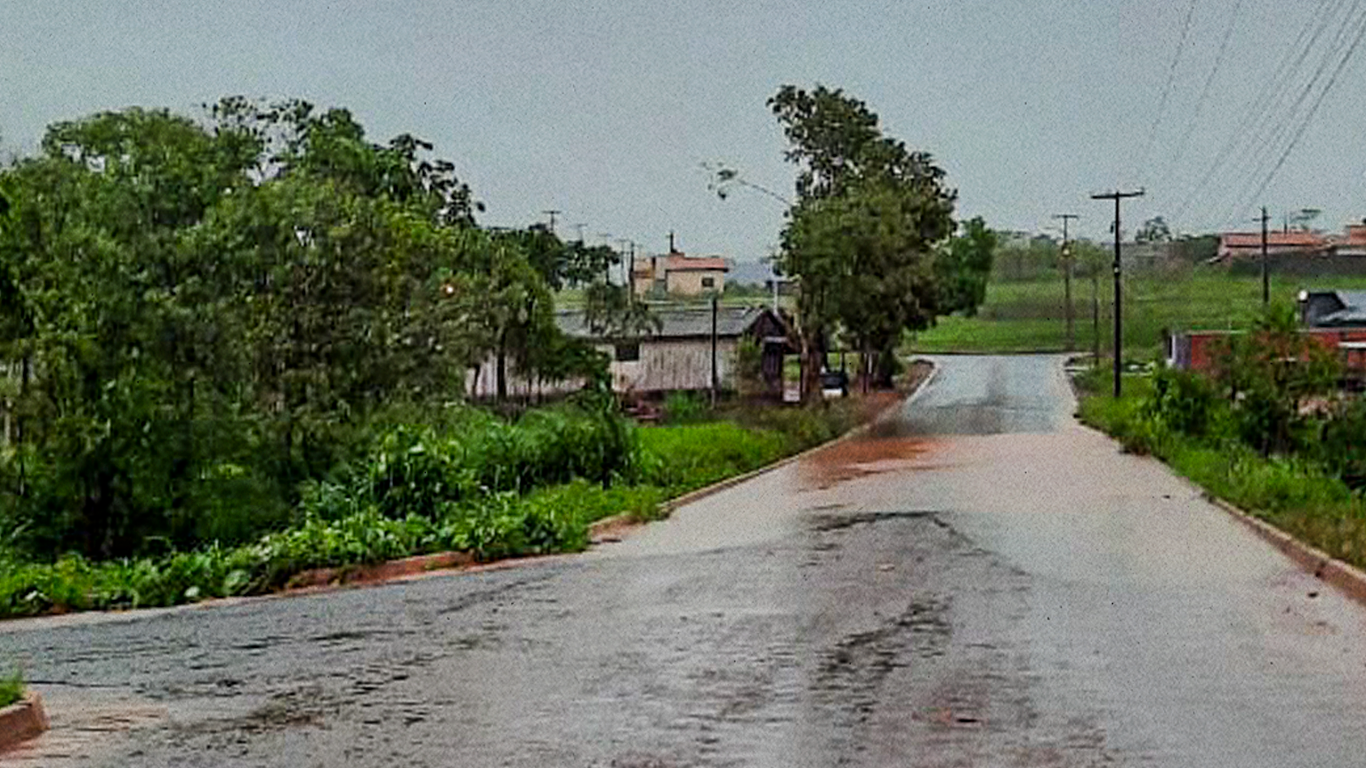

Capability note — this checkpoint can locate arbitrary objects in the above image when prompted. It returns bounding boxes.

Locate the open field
[910,268,1366,358]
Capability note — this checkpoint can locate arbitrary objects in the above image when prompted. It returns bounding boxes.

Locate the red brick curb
[0,693,48,752]
[1206,495,1366,606]
[285,551,476,591]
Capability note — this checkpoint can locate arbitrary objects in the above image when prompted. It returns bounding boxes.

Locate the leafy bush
[1144,367,1226,438]
[0,669,21,708]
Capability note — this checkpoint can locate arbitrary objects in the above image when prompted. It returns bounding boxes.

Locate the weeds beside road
[1074,357,1366,573]
[0,391,892,621]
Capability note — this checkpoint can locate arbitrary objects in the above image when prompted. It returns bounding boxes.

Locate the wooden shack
[469,305,792,399]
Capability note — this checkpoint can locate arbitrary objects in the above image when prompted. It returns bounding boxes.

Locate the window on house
[614,343,640,362]
[701,277,715,288]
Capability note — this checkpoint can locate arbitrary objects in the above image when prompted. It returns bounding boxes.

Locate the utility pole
[1053,213,1080,351]
[710,295,719,408]
[573,223,586,242]
[627,242,637,303]
[617,239,631,287]
[1091,189,1144,397]
[542,209,561,234]
[1261,205,1271,307]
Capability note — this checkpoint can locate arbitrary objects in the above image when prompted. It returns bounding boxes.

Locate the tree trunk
[496,330,508,402]
[801,335,823,405]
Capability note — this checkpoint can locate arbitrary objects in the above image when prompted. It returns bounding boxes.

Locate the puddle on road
[799,435,940,491]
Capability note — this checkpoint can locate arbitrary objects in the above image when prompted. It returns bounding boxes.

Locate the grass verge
[0,395,888,620]
[0,670,21,708]
[1075,370,1366,572]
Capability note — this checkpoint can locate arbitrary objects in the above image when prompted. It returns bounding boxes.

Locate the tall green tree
[936,217,997,316]
[769,84,956,400]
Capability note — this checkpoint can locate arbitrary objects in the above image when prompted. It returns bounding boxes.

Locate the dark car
[820,370,849,396]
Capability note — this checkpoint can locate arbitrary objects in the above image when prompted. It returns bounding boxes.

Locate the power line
[1173,0,1341,223]
[1217,0,1364,216]
[1160,0,1244,195]
[1237,5,1366,215]
[1214,0,1366,224]
[1140,0,1200,183]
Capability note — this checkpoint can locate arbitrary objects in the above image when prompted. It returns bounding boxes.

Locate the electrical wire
[1172,0,1341,222]
[1139,0,1201,184]
[1232,3,1366,217]
[1160,0,1244,197]
[1210,0,1365,224]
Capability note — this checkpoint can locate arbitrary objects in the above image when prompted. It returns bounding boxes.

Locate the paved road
[5,354,1366,766]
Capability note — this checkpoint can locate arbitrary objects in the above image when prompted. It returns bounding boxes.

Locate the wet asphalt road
[6,354,1366,766]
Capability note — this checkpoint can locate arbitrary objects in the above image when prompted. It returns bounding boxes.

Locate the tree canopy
[0,100,606,558]
[767,84,984,395]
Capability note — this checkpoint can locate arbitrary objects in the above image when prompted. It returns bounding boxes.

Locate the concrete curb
[0,693,48,752]
[1205,495,1366,605]
[588,359,937,543]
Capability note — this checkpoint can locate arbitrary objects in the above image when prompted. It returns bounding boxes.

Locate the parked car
[820,370,849,397]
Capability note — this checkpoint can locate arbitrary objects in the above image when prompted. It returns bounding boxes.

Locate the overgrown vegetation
[0,391,870,619]
[1076,310,1366,570]
[0,95,942,621]
[0,669,21,708]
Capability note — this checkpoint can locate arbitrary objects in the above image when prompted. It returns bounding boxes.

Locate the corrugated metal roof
[1306,290,1366,327]
[556,305,776,339]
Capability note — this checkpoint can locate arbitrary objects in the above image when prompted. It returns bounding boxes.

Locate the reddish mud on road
[5,354,1366,767]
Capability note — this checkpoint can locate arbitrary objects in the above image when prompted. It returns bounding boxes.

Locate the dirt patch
[800,435,938,490]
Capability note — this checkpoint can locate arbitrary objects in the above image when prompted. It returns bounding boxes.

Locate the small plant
[0,669,22,708]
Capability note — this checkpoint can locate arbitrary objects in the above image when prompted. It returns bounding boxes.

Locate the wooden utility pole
[1091,189,1145,397]
[1261,206,1271,307]
[1054,213,1080,351]
[542,209,561,234]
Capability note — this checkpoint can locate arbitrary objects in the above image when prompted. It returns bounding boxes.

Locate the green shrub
[0,669,21,708]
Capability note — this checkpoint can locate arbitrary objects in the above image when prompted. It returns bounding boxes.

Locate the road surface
[5,354,1366,766]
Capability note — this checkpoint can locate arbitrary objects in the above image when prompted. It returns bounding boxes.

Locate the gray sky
[3,0,1365,257]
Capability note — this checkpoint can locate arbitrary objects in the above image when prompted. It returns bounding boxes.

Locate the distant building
[1209,222,1366,275]
[1213,230,1327,263]
[469,305,792,398]
[631,251,730,297]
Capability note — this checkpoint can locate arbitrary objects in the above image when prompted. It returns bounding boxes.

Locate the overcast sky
[4,0,1365,258]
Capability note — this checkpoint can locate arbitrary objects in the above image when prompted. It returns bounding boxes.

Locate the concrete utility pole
[710,295,720,408]
[1054,213,1080,351]
[1261,206,1271,308]
[573,223,586,242]
[542,209,561,234]
[1091,189,1144,398]
[617,239,631,287]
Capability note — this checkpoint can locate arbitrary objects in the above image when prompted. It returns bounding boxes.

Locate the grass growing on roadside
[0,670,22,708]
[0,398,874,620]
[1076,371,1366,571]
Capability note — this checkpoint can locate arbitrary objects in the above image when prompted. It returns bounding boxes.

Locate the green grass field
[910,269,1366,358]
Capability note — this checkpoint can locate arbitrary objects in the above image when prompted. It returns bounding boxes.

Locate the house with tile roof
[631,251,730,297]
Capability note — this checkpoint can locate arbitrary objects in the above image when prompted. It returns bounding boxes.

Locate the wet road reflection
[5,355,1366,767]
